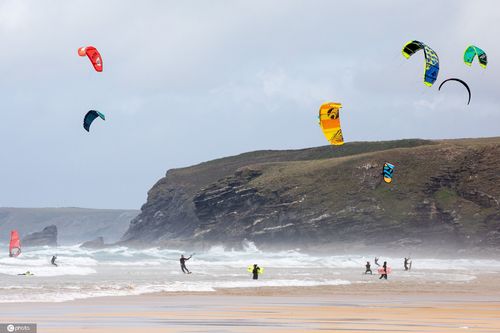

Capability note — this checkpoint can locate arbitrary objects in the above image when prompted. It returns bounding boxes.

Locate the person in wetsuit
[379,261,388,280]
[365,261,372,274]
[180,254,192,274]
[252,264,261,280]
[404,257,409,271]
[51,255,58,267]
[374,257,380,266]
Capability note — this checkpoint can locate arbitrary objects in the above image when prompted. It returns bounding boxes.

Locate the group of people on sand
[364,257,413,279]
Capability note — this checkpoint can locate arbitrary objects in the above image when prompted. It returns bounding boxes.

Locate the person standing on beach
[404,257,409,271]
[180,254,192,274]
[379,261,388,280]
[252,264,261,280]
[364,261,372,274]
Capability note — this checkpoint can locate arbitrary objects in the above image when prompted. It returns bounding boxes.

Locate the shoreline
[1,274,499,332]
[2,272,499,304]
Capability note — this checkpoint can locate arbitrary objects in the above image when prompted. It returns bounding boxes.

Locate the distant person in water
[379,261,388,280]
[180,254,192,274]
[364,261,372,274]
[252,264,261,280]
[404,258,409,271]
[51,255,58,267]
[374,257,380,266]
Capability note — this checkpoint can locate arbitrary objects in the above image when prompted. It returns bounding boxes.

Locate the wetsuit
[252,266,260,280]
[51,256,58,267]
[365,262,372,274]
[379,262,388,280]
[180,256,191,273]
[404,258,409,271]
[374,258,380,266]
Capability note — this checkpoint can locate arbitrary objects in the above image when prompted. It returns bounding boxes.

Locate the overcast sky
[0,0,499,209]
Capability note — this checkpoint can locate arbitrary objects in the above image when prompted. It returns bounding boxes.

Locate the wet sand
[2,274,500,333]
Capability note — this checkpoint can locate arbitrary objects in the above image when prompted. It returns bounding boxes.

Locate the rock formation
[23,225,58,247]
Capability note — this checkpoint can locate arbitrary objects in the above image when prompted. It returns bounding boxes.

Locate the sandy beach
[2,274,500,333]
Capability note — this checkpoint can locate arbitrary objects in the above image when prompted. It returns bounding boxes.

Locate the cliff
[121,138,500,253]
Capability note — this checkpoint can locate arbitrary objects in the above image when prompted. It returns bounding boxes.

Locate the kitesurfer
[51,255,58,267]
[180,254,192,274]
[252,264,261,280]
[379,261,388,280]
[365,261,372,274]
[374,257,380,266]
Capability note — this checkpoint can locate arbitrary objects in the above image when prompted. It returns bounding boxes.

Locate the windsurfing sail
[319,102,344,145]
[383,162,395,183]
[9,230,21,257]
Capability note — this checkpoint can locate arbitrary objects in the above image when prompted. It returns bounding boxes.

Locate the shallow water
[0,242,499,302]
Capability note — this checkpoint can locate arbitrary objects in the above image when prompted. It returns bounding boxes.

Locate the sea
[0,241,499,303]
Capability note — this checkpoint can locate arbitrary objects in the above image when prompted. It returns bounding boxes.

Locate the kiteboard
[247,266,264,274]
[377,267,392,274]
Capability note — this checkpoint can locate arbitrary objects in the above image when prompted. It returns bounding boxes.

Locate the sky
[0,0,499,209]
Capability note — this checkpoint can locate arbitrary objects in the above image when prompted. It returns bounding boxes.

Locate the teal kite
[402,40,440,87]
[83,110,105,132]
[464,45,487,68]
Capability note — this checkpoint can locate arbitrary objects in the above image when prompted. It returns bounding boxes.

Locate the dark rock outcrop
[121,138,500,253]
[80,237,106,249]
[23,225,58,247]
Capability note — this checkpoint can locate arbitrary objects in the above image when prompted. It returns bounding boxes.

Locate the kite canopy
[78,46,103,72]
[402,40,440,87]
[83,110,105,132]
[464,45,487,68]
[9,230,21,257]
[318,102,344,145]
[383,163,395,184]
[438,78,471,105]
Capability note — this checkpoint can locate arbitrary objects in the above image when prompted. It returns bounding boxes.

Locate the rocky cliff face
[121,138,500,253]
[23,225,58,247]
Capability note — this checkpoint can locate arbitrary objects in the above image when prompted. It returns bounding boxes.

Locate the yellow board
[319,102,344,145]
[247,265,264,274]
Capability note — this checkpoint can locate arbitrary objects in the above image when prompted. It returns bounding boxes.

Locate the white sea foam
[0,242,498,303]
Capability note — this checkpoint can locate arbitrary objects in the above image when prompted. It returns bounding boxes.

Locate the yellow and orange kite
[318,102,344,145]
